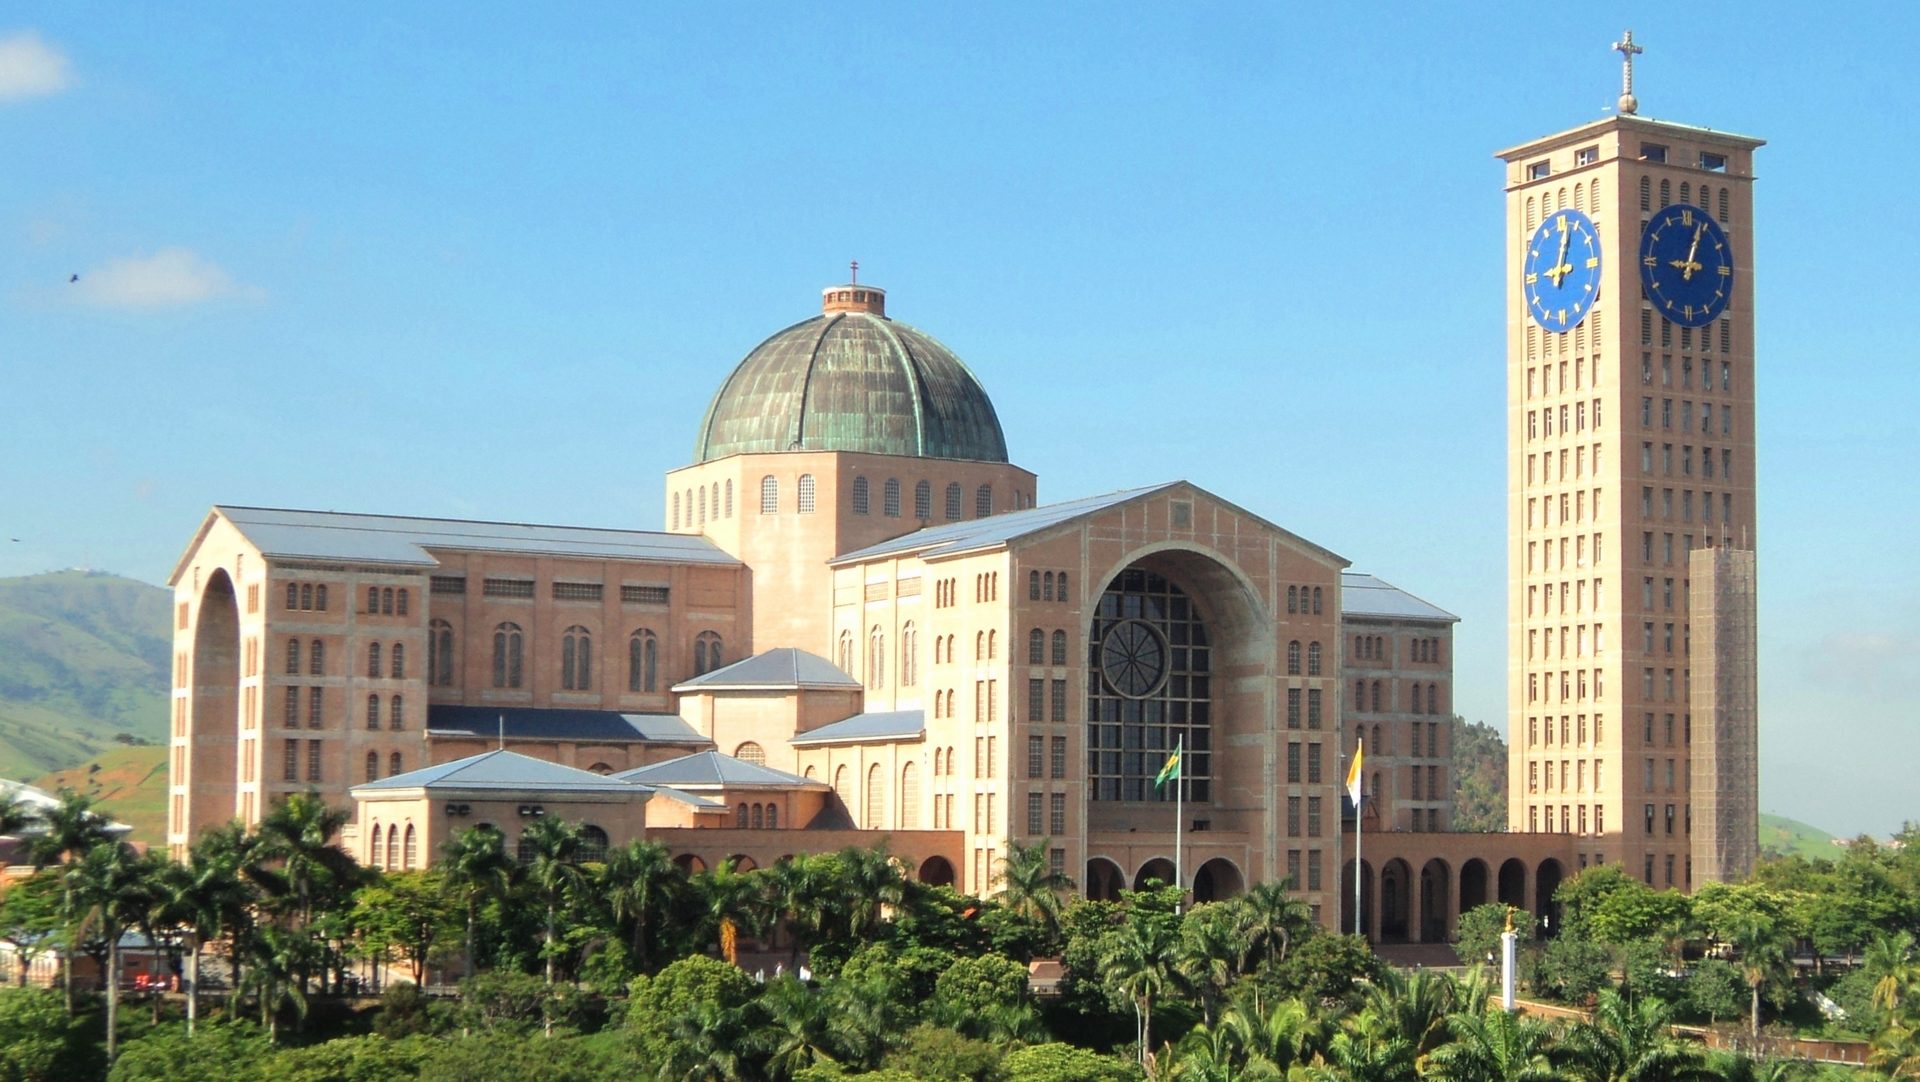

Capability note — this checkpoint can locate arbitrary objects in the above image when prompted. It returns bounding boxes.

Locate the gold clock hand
[1682,222,1705,281]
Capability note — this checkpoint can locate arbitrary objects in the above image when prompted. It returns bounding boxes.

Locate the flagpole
[1352,737,1363,939]
[1174,736,1184,914]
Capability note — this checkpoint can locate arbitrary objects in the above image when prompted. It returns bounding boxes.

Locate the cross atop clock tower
[1495,36,1764,890]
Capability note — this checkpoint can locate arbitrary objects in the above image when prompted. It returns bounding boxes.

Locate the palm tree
[1423,1004,1568,1082]
[1560,988,1712,1082]
[693,859,763,963]
[1868,1016,1920,1080]
[250,793,358,1007]
[1218,993,1325,1077]
[191,822,259,1008]
[516,816,586,1011]
[1236,880,1312,971]
[440,824,514,982]
[1178,904,1247,1026]
[1867,931,1919,1016]
[26,787,113,1013]
[1314,1026,1418,1082]
[1173,1019,1246,1082]
[1103,909,1177,1063]
[762,855,830,971]
[0,787,38,836]
[1727,914,1793,1038]
[1355,967,1460,1066]
[754,973,838,1081]
[150,838,250,1038]
[837,845,905,942]
[995,838,1076,933]
[72,842,158,1062]
[600,838,673,973]
[662,1000,752,1082]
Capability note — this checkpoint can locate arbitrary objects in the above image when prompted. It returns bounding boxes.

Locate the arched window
[975,484,992,518]
[1370,680,1381,712]
[396,589,409,616]
[1311,587,1323,614]
[1718,187,1730,221]
[1639,175,1651,211]
[1355,680,1365,708]
[883,478,901,517]
[736,803,750,829]
[365,751,379,782]
[1043,571,1055,601]
[385,824,400,870]
[766,804,778,829]
[286,638,301,674]
[1287,640,1301,675]
[1058,572,1068,599]
[751,804,763,829]
[561,626,593,690]
[628,629,658,692]
[1679,180,1691,204]
[403,824,418,869]
[760,475,778,514]
[868,627,885,689]
[837,630,854,675]
[975,631,986,661]
[833,765,851,811]
[1287,585,1298,613]
[1428,683,1440,715]
[671,492,680,529]
[914,480,931,519]
[367,642,382,678]
[492,623,524,688]
[315,585,328,610]
[579,825,610,862]
[1029,628,1045,664]
[901,622,917,687]
[734,741,765,765]
[390,695,404,730]
[366,694,380,730]
[694,631,723,675]
[852,476,870,514]
[390,751,403,777]
[383,587,396,615]
[900,761,920,828]
[367,586,379,612]
[310,639,324,675]
[945,482,963,520]
[1029,571,1042,600]
[933,748,944,775]
[798,474,816,513]
[298,583,313,611]
[1308,641,1323,676]
[1051,630,1068,665]
[698,486,707,525]
[369,821,382,868]
[390,642,405,679]
[1411,683,1423,714]
[724,479,733,517]
[866,763,886,829]
[1658,178,1671,207]
[1372,725,1383,753]
[430,620,454,687]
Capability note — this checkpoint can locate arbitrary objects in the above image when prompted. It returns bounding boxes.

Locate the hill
[0,570,171,779]
[31,744,169,847]
[1760,812,1848,861]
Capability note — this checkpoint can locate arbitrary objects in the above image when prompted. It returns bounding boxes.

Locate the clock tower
[1497,34,1764,889]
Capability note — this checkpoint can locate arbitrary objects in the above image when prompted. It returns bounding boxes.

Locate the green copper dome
[693,285,1010,464]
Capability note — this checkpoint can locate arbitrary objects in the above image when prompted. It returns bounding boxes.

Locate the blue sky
[3,3,1916,837]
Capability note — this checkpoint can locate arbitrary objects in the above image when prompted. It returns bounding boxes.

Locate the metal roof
[646,785,724,810]
[613,751,825,790]
[425,705,710,745]
[351,749,644,794]
[694,304,1009,464]
[1340,573,1459,623]
[789,710,926,746]
[673,648,859,691]
[211,505,739,568]
[832,484,1178,563]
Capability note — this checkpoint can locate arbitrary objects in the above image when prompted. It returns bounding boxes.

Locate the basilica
[167,279,1462,931]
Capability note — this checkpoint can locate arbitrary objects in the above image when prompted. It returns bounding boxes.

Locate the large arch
[187,568,241,836]
[1193,857,1244,903]
[1133,857,1177,892]
[918,856,955,887]
[1419,858,1452,943]
[1085,857,1126,901]
[1497,857,1528,909]
[1460,858,1491,913]
[673,853,707,874]
[1536,859,1566,936]
[1378,857,1413,942]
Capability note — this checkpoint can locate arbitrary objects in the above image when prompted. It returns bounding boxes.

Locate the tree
[600,839,674,973]
[627,955,759,1067]
[0,788,39,837]
[1458,904,1533,970]
[1450,718,1509,832]
[105,1021,272,1082]
[1727,913,1794,1038]
[25,787,113,1014]
[249,793,360,1008]
[1217,993,1324,1077]
[0,986,75,1082]
[999,1042,1140,1082]
[439,824,513,982]
[515,816,586,1020]
[754,974,839,1081]
[1683,959,1746,1026]
[350,870,457,985]
[931,953,1029,1036]
[1532,934,1613,1005]
[837,846,906,943]
[0,873,63,989]
[1357,966,1461,1064]
[1423,1004,1568,1082]
[1176,903,1248,1026]
[72,842,159,1062]
[1234,880,1312,971]
[692,859,763,963]
[150,835,251,1038]
[994,839,1075,935]
[1559,988,1713,1082]
[1101,905,1177,1062]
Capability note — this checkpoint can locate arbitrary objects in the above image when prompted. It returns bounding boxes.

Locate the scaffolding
[1688,546,1759,884]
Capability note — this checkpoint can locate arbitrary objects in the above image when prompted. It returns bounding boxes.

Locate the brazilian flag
[1153,738,1183,791]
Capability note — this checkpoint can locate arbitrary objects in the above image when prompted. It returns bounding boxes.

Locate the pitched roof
[673,648,859,691]
[1340,573,1459,623]
[790,710,925,746]
[832,484,1178,564]
[351,749,643,794]
[185,505,737,578]
[425,705,710,745]
[613,751,825,790]
[646,785,725,810]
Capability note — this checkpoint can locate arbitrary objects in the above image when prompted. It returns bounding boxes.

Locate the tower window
[914,480,931,519]
[1641,143,1667,163]
[975,484,992,518]
[852,476,869,515]
[1526,160,1551,180]
[945,482,962,520]
[797,474,816,514]
[1574,145,1597,166]
[760,475,778,514]
[884,478,901,517]
[1700,152,1727,173]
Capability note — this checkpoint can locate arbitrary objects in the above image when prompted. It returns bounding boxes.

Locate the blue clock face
[1523,208,1603,333]
[1639,204,1732,328]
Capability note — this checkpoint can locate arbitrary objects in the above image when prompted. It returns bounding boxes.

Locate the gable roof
[790,710,925,746]
[613,751,825,790]
[350,749,644,795]
[831,484,1176,564]
[673,648,859,691]
[425,705,710,746]
[1340,573,1459,623]
[174,505,737,582]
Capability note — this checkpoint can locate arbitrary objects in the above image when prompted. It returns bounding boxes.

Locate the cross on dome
[1613,30,1644,115]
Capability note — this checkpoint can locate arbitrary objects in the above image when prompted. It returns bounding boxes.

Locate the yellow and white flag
[1345,738,1364,807]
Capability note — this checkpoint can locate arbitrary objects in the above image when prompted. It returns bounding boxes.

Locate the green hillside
[1760,811,1847,861]
[0,570,171,779]
[32,744,169,847]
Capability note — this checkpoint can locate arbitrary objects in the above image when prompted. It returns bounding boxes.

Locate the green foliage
[881,1023,1004,1082]
[1531,934,1613,1005]
[373,982,439,1039]
[1457,903,1532,967]
[455,969,549,1035]
[1000,1042,1140,1082]
[1449,717,1508,833]
[932,953,1028,1025]
[415,1032,627,1082]
[1268,933,1383,1008]
[0,987,78,1082]
[255,1034,433,1082]
[107,1021,273,1082]
[626,954,759,1065]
